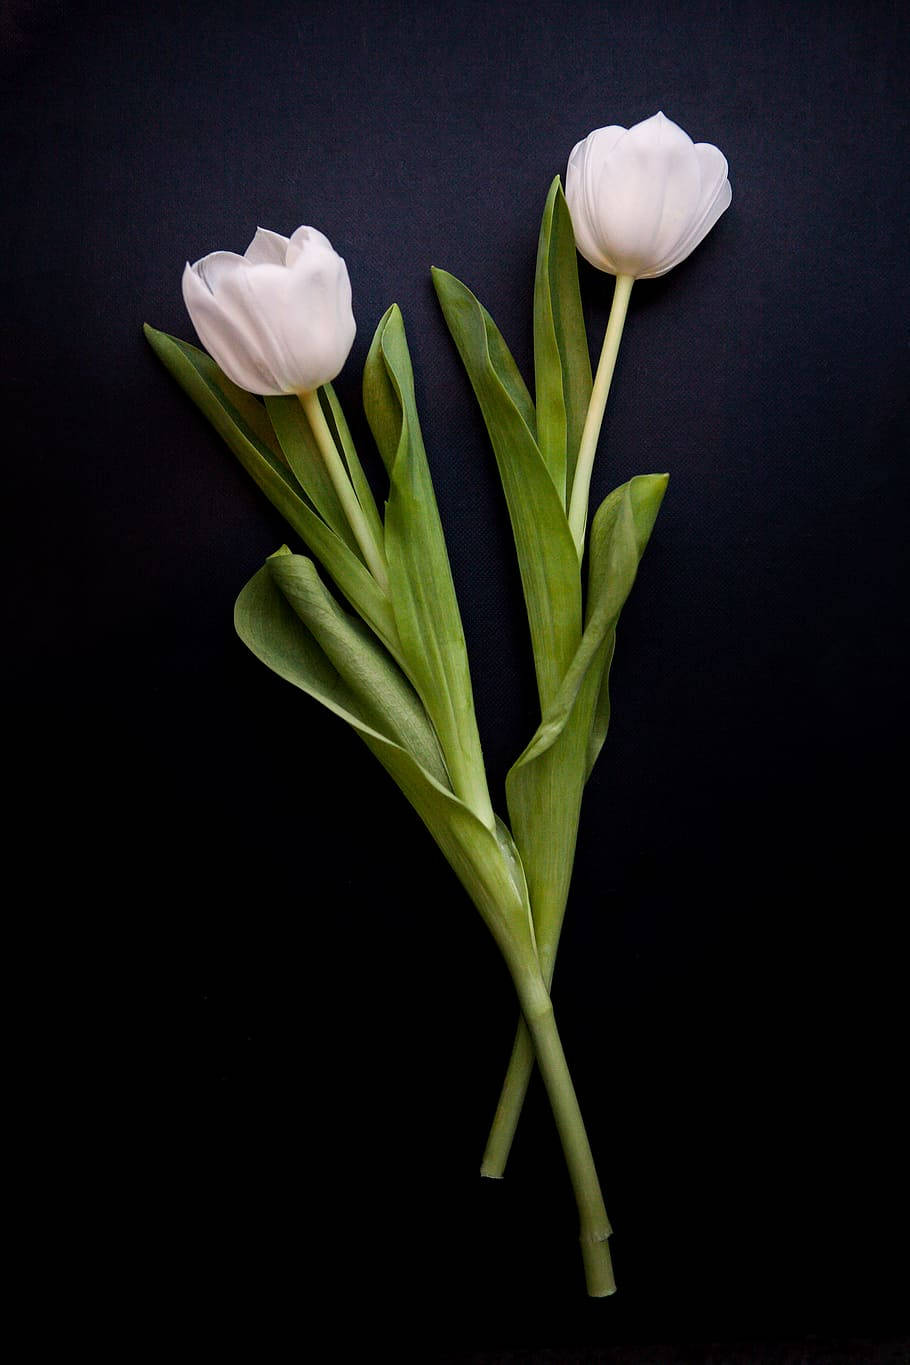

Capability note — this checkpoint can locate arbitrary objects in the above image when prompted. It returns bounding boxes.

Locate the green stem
[567,273,634,556]
[480,1021,535,1178]
[299,388,390,591]
[483,640,608,1176]
[481,936,558,1179]
[510,966,615,1297]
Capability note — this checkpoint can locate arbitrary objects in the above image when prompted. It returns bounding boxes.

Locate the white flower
[565,112,731,280]
[181,226,356,395]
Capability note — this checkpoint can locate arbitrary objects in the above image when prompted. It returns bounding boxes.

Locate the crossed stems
[297,384,616,1296]
[485,274,635,1176]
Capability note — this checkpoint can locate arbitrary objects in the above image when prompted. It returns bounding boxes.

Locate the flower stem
[567,273,634,556]
[480,1020,535,1177]
[510,967,615,1296]
[299,388,390,591]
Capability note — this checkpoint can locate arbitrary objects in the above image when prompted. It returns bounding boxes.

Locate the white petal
[182,263,284,394]
[692,142,729,220]
[244,227,290,265]
[280,247,356,390]
[215,250,355,393]
[208,263,302,393]
[566,128,625,272]
[191,250,250,296]
[642,145,731,277]
[594,112,702,276]
[286,224,336,266]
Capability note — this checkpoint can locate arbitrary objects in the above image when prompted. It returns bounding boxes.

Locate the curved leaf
[504,474,667,968]
[534,176,593,506]
[511,474,668,773]
[144,324,400,660]
[267,547,448,785]
[234,561,535,967]
[363,305,494,830]
[432,269,581,709]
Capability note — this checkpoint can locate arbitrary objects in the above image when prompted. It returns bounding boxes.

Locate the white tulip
[182,226,356,396]
[565,114,731,553]
[565,112,731,280]
[183,225,387,588]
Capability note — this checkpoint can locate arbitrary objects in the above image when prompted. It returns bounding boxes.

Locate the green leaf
[586,630,617,784]
[504,474,667,969]
[512,474,668,773]
[363,305,493,829]
[432,269,581,710]
[583,473,667,779]
[235,560,535,967]
[264,395,362,557]
[534,176,593,507]
[144,324,399,659]
[266,547,448,785]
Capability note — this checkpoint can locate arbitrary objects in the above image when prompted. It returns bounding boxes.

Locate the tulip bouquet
[145,112,730,1297]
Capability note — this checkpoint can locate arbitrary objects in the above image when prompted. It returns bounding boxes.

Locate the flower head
[565,112,731,279]
[182,226,356,395]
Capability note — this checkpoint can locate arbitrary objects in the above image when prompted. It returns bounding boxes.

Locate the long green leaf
[235,560,535,967]
[432,269,581,710]
[363,305,494,829]
[144,324,399,659]
[534,176,593,506]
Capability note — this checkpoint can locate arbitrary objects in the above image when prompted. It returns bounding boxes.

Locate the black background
[4,1,908,1359]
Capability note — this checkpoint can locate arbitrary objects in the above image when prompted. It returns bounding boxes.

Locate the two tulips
[160,112,732,1297]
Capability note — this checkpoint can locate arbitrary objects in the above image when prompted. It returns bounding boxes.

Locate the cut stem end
[581,1234,617,1298]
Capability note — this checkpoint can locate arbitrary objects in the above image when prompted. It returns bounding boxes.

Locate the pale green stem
[509,965,615,1297]
[484,280,636,1169]
[299,388,390,592]
[567,273,634,556]
[481,930,559,1179]
[480,1022,535,1177]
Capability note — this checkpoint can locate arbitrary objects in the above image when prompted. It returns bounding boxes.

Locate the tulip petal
[182,262,284,394]
[191,249,251,294]
[283,248,356,391]
[287,224,336,266]
[692,143,730,220]
[244,227,290,265]
[566,127,625,272]
[643,144,731,277]
[593,113,701,276]
[206,263,302,394]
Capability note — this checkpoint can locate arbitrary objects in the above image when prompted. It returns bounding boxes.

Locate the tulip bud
[565,112,731,280]
[181,226,356,396]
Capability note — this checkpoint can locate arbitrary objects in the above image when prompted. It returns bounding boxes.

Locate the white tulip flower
[565,113,731,552]
[183,226,387,587]
[565,111,731,281]
[182,225,356,396]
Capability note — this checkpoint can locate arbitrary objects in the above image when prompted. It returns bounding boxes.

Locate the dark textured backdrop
[3,0,908,1358]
